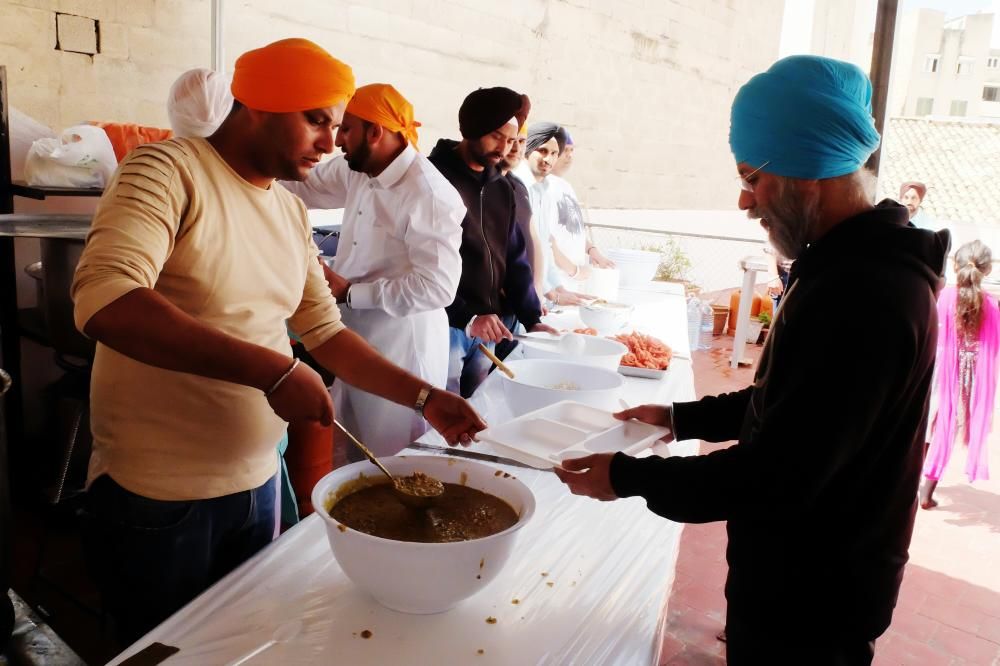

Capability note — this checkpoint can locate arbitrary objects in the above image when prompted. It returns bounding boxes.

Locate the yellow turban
[231,38,355,113]
[346,83,421,149]
[518,123,528,137]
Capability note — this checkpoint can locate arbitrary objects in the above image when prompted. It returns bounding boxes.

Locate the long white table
[108,284,697,666]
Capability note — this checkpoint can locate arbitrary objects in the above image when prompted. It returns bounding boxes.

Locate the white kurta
[513,164,564,293]
[282,145,465,456]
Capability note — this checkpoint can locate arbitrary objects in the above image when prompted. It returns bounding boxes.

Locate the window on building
[957,57,975,76]
[950,100,968,116]
[984,86,1000,102]
[988,56,1000,69]
[924,55,940,73]
[915,97,934,116]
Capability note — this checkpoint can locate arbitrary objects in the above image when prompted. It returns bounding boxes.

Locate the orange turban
[346,83,421,149]
[231,38,355,113]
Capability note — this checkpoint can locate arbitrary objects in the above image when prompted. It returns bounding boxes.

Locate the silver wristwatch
[414,386,433,416]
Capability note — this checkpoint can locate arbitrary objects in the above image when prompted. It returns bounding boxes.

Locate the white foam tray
[618,364,669,379]
[478,400,671,469]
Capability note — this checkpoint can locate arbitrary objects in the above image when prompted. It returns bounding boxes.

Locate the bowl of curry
[311,455,536,614]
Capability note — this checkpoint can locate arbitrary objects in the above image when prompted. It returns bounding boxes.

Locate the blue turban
[729,55,881,179]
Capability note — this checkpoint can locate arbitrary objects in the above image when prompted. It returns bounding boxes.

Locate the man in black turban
[525,121,567,155]
[429,87,556,397]
[457,86,531,145]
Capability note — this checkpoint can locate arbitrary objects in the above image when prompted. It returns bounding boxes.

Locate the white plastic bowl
[499,358,624,415]
[605,248,661,287]
[520,333,627,370]
[312,455,535,614]
[579,301,634,334]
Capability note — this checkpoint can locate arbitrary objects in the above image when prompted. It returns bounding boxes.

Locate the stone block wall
[1,0,784,210]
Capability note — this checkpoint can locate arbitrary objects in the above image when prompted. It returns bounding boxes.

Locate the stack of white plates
[605,248,661,287]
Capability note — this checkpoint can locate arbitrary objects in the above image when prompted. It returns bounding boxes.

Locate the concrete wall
[0,0,785,211]
[896,10,1000,120]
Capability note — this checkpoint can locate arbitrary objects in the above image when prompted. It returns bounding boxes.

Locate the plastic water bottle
[686,297,701,352]
[699,302,713,350]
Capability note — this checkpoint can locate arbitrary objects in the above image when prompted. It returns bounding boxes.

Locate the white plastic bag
[23,124,117,188]
[8,107,56,181]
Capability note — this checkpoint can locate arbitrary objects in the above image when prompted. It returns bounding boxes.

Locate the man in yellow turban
[282,82,466,459]
[73,40,485,644]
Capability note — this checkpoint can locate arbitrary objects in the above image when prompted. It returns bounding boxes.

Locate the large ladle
[332,419,443,509]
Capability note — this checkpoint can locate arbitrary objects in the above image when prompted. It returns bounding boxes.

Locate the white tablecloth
[108,284,697,666]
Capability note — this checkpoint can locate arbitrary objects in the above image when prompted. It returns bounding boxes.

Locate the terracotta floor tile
[929,624,1000,663]
[976,615,1000,645]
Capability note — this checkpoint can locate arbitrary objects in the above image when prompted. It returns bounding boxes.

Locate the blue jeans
[447,315,518,398]
[82,474,277,646]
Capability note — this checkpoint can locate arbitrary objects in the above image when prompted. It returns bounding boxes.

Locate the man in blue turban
[555,55,951,664]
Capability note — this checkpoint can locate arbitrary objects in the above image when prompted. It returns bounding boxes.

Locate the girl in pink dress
[921,240,1000,509]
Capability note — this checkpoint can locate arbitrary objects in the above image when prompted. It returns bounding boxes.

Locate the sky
[779,0,1000,56]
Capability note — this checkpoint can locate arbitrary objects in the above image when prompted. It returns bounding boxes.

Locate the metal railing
[587,223,769,293]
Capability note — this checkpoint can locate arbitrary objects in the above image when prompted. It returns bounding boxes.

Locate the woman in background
[921,240,1000,509]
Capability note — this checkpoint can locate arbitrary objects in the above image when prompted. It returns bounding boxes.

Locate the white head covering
[167,68,234,138]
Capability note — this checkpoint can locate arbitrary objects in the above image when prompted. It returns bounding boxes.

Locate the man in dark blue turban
[555,55,951,665]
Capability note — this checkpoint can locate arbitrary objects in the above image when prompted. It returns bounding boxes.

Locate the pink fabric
[924,286,1000,482]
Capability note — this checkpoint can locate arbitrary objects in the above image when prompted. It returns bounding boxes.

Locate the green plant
[757,311,772,326]
[638,239,692,283]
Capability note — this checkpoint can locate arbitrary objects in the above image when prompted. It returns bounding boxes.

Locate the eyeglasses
[737,161,770,193]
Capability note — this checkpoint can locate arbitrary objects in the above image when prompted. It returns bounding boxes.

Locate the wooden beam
[866,0,899,177]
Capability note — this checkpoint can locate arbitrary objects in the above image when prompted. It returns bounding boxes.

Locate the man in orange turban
[73,40,484,644]
[281,83,467,458]
[231,37,355,113]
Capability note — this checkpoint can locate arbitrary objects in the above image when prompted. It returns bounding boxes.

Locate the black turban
[526,122,567,155]
[458,87,531,139]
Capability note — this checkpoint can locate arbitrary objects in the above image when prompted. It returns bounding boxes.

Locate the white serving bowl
[605,248,661,287]
[499,358,624,415]
[579,301,634,334]
[312,455,535,614]
[520,333,628,370]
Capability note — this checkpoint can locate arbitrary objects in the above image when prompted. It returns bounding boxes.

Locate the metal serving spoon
[332,419,443,509]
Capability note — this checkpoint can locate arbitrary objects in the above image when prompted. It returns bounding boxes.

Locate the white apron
[331,307,449,457]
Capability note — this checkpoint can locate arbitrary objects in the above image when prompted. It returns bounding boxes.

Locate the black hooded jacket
[610,201,950,642]
[428,139,541,330]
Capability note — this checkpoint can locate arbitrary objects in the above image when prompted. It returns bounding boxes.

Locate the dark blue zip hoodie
[428,139,541,331]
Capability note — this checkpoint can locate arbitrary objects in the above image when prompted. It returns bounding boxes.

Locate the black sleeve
[446,293,477,330]
[504,211,542,329]
[672,387,752,443]
[608,292,919,524]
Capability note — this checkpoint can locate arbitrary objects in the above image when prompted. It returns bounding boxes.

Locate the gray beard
[752,180,819,260]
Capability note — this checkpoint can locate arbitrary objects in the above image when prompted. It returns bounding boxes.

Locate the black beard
[345,141,372,173]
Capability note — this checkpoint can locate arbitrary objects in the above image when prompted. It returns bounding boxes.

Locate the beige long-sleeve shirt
[72,137,344,500]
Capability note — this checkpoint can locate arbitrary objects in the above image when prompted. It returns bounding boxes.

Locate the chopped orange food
[610,332,673,370]
[573,327,598,336]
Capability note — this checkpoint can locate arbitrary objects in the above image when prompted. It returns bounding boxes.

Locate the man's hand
[266,362,334,426]
[545,286,597,307]
[614,405,675,443]
[469,314,513,343]
[588,246,616,269]
[422,389,488,446]
[553,453,618,500]
[320,259,351,303]
[529,322,559,335]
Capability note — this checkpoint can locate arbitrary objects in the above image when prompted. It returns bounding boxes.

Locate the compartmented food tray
[618,365,669,379]
[478,401,671,469]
